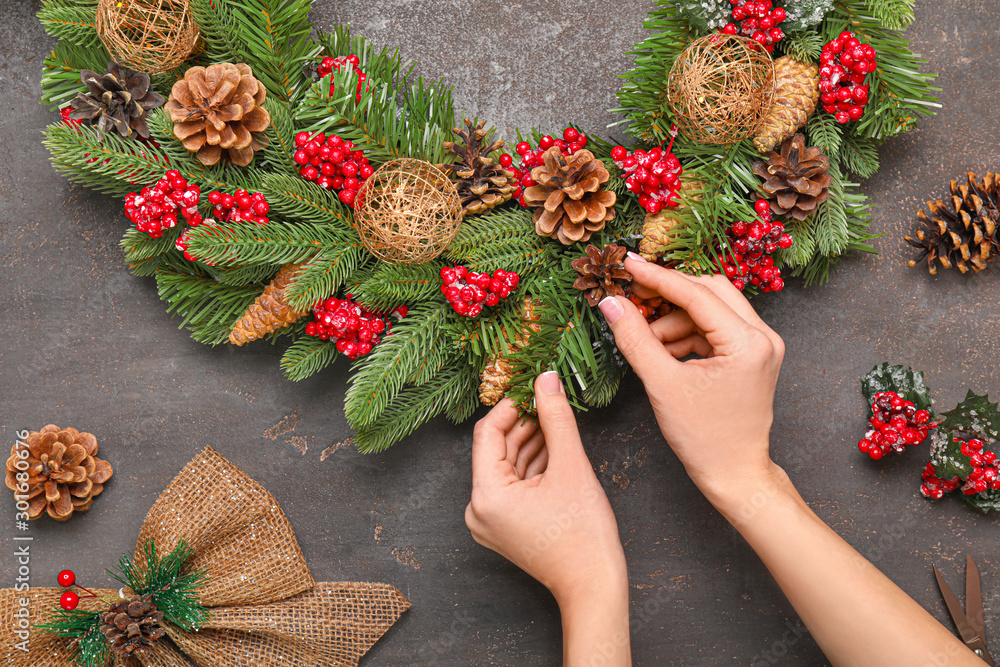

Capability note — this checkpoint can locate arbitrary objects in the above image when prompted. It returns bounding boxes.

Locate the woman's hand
[465,372,631,666]
[599,256,785,505]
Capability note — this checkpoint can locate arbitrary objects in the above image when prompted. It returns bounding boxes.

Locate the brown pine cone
[906,172,1000,274]
[571,244,632,306]
[165,63,271,167]
[752,133,831,221]
[441,118,517,217]
[638,177,704,261]
[229,262,308,345]
[69,61,165,139]
[99,594,166,658]
[479,297,542,406]
[5,426,113,521]
[753,56,820,154]
[524,147,616,245]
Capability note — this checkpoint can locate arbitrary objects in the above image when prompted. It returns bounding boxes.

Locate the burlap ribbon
[0,447,409,666]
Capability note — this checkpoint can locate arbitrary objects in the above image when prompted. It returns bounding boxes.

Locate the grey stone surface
[2,1,998,665]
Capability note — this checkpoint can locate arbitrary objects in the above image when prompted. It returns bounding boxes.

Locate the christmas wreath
[37,0,938,452]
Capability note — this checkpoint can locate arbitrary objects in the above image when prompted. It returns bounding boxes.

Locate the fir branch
[314,25,405,86]
[182,220,354,267]
[156,269,261,344]
[865,0,915,30]
[43,123,172,197]
[224,0,321,102]
[260,99,299,176]
[780,217,818,268]
[37,618,108,667]
[446,206,553,276]
[805,112,843,154]
[284,244,368,310]
[189,0,241,64]
[259,172,356,232]
[37,3,101,49]
[207,263,279,286]
[781,29,824,63]
[345,304,453,428]
[293,66,453,166]
[354,262,444,311]
[121,226,183,264]
[353,362,474,453]
[110,540,209,632]
[840,130,880,178]
[582,319,628,407]
[39,39,110,109]
[281,336,340,381]
[812,160,850,256]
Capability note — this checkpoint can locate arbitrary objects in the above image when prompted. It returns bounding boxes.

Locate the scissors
[933,555,994,666]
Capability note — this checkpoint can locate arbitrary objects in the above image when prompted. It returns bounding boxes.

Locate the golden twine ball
[667,33,776,144]
[354,159,463,265]
[95,0,200,74]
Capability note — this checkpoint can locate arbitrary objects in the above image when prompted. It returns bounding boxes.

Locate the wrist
[698,459,797,525]
[551,555,629,612]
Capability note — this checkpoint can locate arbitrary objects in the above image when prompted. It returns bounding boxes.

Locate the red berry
[57,569,76,587]
[563,127,580,143]
[499,153,513,168]
[60,591,80,611]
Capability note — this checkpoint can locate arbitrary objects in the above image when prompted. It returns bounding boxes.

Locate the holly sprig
[929,390,1000,513]
[861,362,934,416]
[37,540,209,667]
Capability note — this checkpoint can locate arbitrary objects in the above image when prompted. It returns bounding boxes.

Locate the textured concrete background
[2,1,999,664]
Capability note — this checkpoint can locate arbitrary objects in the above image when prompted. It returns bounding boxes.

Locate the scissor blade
[966,556,987,645]
[934,564,982,644]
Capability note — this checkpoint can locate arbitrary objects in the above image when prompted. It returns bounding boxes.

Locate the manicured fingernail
[599,296,623,325]
[626,251,647,263]
[538,370,564,395]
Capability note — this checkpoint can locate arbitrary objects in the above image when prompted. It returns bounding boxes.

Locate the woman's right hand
[598,256,786,504]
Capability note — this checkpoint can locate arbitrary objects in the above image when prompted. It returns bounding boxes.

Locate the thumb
[599,295,678,387]
[533,372,588,473]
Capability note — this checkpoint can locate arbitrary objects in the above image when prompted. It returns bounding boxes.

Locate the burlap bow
[0,446,409,666]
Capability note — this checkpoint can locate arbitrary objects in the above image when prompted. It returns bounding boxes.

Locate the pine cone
[752,133,830,221]
[524,147,617,245]
[69,61,165,140]
[441,118,517,217]
[4,426,113,521]
[638,178,704,261]
[165,63,271,167]
[906,172,1000,275]
[753,57,820,154]
[479,297,542,406]
[229,263,308,345]
[572,244,632,307]
[99,594,166,658]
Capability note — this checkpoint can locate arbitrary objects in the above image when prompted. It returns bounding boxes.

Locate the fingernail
[599,296,623,325]
[626,251,647,263]
[538,370,564,395]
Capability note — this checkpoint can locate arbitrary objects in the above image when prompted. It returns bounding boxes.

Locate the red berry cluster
[919,463,961,500]
[857,391,932,460]
[719,199,793,292]
[819,31,877,124]
[304,296,407,359]
[317,54,369,103]
[57,568,101,611]
[124,170,201,238]
[293,131,373,208]
[610,144,683,214]
[957,438,1000,495]
[720,0,786,52]
[174,189,271,260]
[503,128,588,206]
[440,266,520,317]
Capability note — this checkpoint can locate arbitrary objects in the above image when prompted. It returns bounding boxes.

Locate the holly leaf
[964,489,1000,514]
[861,362,934,415]
[930,389,1000,482]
